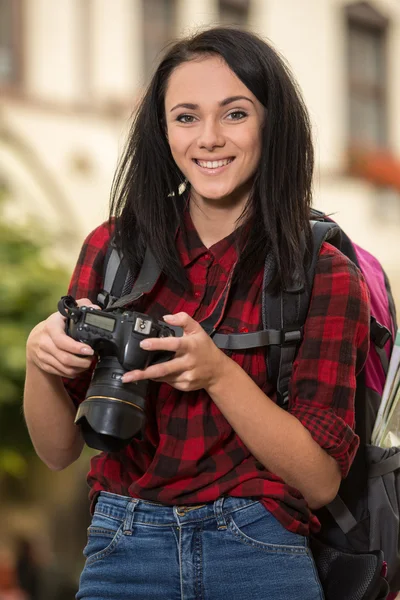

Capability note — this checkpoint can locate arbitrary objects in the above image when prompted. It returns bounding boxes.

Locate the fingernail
[80,347,94,355]
[140,340,151,349]
[122,374,134,383]
[163,314,174,321]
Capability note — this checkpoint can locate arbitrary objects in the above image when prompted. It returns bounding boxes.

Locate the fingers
[139,336,183,353]
[76,298,101,310]
[46,312,94,356]
[163,312,201,335]
[122,356,187,383]
[27,306,95,378]
[39,353,93,378]
[36,330,94,376]
[40,335,94,368]
[52,328,94,356]
[139,314,204,352]
[33,349,93,378]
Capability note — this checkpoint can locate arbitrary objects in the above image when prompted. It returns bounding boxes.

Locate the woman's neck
[189,195,246,248]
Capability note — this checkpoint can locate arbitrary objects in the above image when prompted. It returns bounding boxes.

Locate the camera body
[59,296,179,452]
[66,304,175,371]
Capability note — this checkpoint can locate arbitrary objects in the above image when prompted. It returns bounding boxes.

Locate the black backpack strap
[97,223,341,369]
[97,240,303,352]
[97,239,132,308]
[263,221,341,408]
[324,495,358,534]
[97,238,162,310]
[212,328,301,350]
[104,246,162,310]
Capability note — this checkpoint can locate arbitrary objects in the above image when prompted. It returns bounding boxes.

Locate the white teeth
[196,158,233,169]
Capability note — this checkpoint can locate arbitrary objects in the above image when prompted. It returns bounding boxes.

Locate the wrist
[206,350,237,396]
[26,323,42,364]
[25,353,61,385]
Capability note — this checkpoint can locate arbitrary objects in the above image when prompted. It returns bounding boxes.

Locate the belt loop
[123,499,139,535]
[214,497,227,530]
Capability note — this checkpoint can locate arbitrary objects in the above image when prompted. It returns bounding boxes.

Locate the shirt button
[203,252,212,261]
[239,327,249,333]
[194,291,202,298]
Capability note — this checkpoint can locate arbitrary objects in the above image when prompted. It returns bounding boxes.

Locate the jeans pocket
[83,504,125,565]
[227,501,307,554]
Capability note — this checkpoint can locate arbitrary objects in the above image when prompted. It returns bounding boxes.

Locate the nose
[197,118,225,151]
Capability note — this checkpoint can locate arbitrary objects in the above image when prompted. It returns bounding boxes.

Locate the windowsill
[347,145,400,191]
[0,88,138,120]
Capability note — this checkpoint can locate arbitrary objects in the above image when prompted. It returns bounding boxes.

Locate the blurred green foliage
[0,189,70,476]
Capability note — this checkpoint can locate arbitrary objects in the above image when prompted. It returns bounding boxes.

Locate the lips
[194,158,234,169]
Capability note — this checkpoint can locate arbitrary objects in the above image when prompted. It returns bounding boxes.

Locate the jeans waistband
[96,491,259,526]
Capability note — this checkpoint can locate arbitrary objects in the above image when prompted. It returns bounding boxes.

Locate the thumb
[77,297,101,310]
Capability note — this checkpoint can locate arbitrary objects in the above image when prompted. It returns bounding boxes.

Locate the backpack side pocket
[366,444,400,591]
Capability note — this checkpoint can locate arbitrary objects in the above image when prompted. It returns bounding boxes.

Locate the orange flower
[348,147,400,190]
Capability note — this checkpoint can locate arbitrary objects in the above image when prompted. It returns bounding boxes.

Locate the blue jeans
[76,492,324,600]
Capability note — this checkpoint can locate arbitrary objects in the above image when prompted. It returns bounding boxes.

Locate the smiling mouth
[194,158,234,169]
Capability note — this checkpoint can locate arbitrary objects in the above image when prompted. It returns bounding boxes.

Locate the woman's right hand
[26,298,98,379]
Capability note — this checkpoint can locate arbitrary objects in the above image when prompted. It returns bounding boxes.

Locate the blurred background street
[0,0,399,597]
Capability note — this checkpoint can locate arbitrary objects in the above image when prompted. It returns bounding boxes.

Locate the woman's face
[164,55,265,209]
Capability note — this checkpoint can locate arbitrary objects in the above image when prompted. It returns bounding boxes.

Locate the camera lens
[74,356,148,452]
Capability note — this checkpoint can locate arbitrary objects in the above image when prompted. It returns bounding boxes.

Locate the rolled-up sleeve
[288,243,370,478]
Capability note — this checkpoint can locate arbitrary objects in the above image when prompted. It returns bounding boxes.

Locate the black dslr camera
[58,296,180,452]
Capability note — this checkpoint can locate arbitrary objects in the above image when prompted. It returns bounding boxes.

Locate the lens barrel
[74,356,148,452]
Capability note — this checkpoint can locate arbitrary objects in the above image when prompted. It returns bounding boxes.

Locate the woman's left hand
[121,312,228,392]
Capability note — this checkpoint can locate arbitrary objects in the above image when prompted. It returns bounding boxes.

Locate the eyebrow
[169,95,255,112]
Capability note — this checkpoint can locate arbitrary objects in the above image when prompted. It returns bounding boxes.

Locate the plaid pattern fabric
[64,212,370,535]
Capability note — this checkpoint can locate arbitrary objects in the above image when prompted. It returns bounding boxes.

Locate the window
[219,0,249,27]
[143,0,176,81]
[346,2,388,148]
[0,0,22,88]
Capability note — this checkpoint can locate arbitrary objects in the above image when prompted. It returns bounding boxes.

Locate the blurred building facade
[1,0,400,308]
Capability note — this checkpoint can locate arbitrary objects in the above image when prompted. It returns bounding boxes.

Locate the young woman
[24,27,369,600]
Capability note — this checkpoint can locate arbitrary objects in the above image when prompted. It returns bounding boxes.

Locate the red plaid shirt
[64,211,370,535]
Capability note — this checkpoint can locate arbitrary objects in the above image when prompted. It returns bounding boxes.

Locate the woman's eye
[176,114,196,123]
[227,111,247,120]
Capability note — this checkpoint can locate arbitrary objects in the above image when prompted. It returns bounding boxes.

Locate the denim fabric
[76,492,324,600]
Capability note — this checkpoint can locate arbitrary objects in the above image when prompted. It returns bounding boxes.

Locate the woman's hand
[121,312,228,392]
[26,298,98,378]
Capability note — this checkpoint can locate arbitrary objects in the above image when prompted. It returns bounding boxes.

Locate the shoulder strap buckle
[370,316,392,349]
[97,290,117,309]
[282,328,303,346]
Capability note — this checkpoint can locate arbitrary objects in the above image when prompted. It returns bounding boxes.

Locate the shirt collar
[176,207,243,276]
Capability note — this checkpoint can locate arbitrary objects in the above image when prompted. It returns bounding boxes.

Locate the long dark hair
[110,27,314,293]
